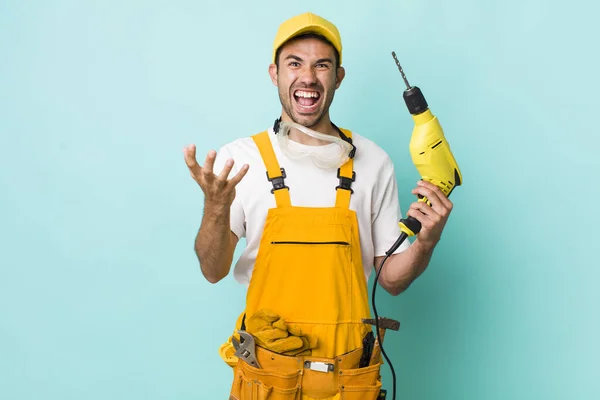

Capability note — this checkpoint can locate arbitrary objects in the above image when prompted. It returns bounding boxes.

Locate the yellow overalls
[219,129,383,400]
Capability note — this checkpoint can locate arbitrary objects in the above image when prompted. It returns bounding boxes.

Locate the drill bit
[391,51,411,90]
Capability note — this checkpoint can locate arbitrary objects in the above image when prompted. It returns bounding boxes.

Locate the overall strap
[335,128,356,209]
[251,131,291,208]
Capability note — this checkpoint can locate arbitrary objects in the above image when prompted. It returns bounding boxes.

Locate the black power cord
[371,231,409,400]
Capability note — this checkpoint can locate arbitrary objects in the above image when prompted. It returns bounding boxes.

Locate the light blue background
[1,0,599,399]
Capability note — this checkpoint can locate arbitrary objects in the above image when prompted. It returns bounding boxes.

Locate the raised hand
[183,144,249,211]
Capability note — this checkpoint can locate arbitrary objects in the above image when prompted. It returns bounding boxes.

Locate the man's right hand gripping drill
[183,145,249,283]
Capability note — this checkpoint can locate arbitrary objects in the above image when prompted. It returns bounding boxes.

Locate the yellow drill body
[400,108,462,236]
[410,109,462,198]
[390,52,463,237]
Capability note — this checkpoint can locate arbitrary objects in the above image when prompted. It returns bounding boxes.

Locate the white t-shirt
[212,126,411,286]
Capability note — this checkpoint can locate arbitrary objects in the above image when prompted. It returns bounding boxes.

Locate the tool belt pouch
[229,349,382,400]
[229,359,301,400]
[337,362,383,400]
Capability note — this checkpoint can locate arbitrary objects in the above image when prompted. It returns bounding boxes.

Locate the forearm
[375,238,435,296]
[195,202,237,283]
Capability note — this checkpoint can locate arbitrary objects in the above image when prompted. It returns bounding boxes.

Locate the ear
[268,64,278,86]
[335,66,345,89]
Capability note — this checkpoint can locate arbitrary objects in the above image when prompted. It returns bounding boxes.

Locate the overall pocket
[229,360,301,400]
[264,239,353,323]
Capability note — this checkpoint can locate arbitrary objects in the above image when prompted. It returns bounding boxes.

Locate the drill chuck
[391,51,429,116]
[403,86,428,115]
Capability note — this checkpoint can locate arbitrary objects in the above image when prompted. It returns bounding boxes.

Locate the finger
[183,144,197,167]
[216,159,235,183]
[414,186,452,216]
[417,180,453,209]
[406,207,429,226]
[409,201,434,217]
[407,207,436,230]
[183,144,202,175]
[411,201,445,226]
[203,150,217,175]
[229,163,250,186]
[413,183,446,211]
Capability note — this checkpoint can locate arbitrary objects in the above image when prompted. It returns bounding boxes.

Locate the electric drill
[371,52,464,400]
[388,51,463,252]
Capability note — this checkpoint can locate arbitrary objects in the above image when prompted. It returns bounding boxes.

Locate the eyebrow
[284,55,334,64]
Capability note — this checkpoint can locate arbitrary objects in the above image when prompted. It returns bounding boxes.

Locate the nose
[298,65,317,85]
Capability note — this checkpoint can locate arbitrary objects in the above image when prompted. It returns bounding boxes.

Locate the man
[184,12,453,399]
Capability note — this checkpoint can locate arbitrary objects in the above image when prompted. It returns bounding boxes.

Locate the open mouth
[294,89,321,111]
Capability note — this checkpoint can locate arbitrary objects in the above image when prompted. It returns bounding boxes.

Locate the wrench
[231,330,261,369]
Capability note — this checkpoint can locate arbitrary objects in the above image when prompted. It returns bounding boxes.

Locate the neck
[280,113,339,146]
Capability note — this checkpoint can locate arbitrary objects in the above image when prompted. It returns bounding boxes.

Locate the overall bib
[220,129,383,400]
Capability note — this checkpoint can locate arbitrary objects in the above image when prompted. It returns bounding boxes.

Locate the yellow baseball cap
[272,12,343,65]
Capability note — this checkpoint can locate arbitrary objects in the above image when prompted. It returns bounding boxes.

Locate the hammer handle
[369,330,386,366]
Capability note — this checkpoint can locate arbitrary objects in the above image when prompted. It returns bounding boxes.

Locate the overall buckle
[267,168,289,194]
[336,168,356,194]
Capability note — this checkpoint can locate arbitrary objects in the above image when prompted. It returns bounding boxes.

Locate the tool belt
[229,343,382,400]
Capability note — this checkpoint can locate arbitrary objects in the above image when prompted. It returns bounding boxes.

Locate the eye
[288,61,300,67]
[316,63,330,69]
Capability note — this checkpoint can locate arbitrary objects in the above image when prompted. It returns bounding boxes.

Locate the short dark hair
[274,32,340,68]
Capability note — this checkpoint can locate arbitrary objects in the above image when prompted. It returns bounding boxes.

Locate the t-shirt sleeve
[212,145,246,240]
[371,156,411,257]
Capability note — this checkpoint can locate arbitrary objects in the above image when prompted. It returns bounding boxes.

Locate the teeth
[295,90,319,98]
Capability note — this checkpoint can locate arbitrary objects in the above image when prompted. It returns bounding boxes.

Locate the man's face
[269,37,345,128]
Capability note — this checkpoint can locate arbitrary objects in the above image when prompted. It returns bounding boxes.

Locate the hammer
[362,317,400,365]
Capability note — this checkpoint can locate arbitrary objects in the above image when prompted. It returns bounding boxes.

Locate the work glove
[246,309,318,356]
